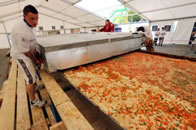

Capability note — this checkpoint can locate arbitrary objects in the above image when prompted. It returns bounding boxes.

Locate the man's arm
[24,51,40,65]
[110,24,114,32]
[99,27,105,32]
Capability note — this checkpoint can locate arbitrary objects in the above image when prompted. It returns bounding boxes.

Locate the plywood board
[0,80,7,107]
[0,60,17,130]
[31,94,48,129]
[57,101,93,130]
[40,70,70,106]
[50,121,66,130]
[16,68,31,130]
[40,88,56,125]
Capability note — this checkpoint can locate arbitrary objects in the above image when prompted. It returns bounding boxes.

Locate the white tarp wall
[150,18,196,45]
[38,15,64,31]
[0,22,10,48]
[0,34,9,48]
[171,18,196,44]
[119,0,196,45]
[150,21,175,44]
[80,27,100,32]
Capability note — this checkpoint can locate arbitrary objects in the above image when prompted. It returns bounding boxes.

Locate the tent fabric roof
[1,0,195,27]
[119,0,196,22]
[0,0,105,28]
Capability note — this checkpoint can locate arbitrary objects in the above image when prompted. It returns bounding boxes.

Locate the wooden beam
[50,121,66,130]
[0,60,17,130]
[40,70,93,130]
[39,88,57,126]
[31,94,48,129]
[57,101,93,130]
[40,70,70,106]
[16,68,31,130]
[31,121,48,130]
[0,80,7,107]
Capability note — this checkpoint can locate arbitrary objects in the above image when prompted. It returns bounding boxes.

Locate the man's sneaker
[35,84,44,91]
[31,99,47,108]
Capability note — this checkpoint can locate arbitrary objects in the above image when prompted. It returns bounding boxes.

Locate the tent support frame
[2,21,11,48]
[151,16,196,23]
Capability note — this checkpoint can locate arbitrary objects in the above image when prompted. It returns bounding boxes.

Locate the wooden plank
[0,60,17,130]
[40,88,57,126]
[39,88,52,107]
[16,68,31,130]
[31,94,48,129]
[36,79,44,87]
[0,80,7,107]
[40,70,93,130]
[40,70,70,106]
[31,121,48,130]
[46,107,56,126]
[50,121,66,130]
[57,101,93,130]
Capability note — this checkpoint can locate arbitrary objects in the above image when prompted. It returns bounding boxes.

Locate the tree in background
[110,6,129,24]
[110,6,146,24]
[128,11,144,22]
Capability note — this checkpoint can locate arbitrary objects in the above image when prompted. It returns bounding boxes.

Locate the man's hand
[34,58,41,66]
[24,50,41,67]
[34,51,44,70]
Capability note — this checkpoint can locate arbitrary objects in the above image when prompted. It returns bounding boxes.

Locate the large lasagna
[64,52,196,129]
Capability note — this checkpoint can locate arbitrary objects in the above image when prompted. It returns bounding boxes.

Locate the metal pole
[2,21,11,48]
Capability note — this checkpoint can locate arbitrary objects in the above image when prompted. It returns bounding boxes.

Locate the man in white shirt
[137,26,154,52]
[11,5,46,108]
[154,28,160,46]
[159,27,166,46]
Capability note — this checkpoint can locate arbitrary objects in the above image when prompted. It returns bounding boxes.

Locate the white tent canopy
[0,0,196,48]
[0,0,105,29]
[119,0,196,22]
[0,0,106,48]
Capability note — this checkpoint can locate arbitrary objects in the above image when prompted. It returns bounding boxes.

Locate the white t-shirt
[160,30,166,38]
[154,30,160,38]
[11,20,37,60]
[137,26,153,39]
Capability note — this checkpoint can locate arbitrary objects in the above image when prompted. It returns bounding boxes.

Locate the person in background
[159,27,166,46]
[99,19,114,32]
[189,32,195,45]
[190,32,196,50]
[10,5,46,108]
[154,28,160,46]
[137,26,154,52]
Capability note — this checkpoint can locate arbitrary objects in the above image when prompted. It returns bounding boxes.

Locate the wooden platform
[0,60,93,130]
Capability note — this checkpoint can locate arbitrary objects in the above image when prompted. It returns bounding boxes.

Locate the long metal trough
[37,33,143,73]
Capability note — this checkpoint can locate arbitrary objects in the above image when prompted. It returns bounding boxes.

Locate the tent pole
[149,20,151,28]
[63,21,66,34]
[2,21,12,48]
[151,16,196,23]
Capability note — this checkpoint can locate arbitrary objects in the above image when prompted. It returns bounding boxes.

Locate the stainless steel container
[37,33,143,73]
